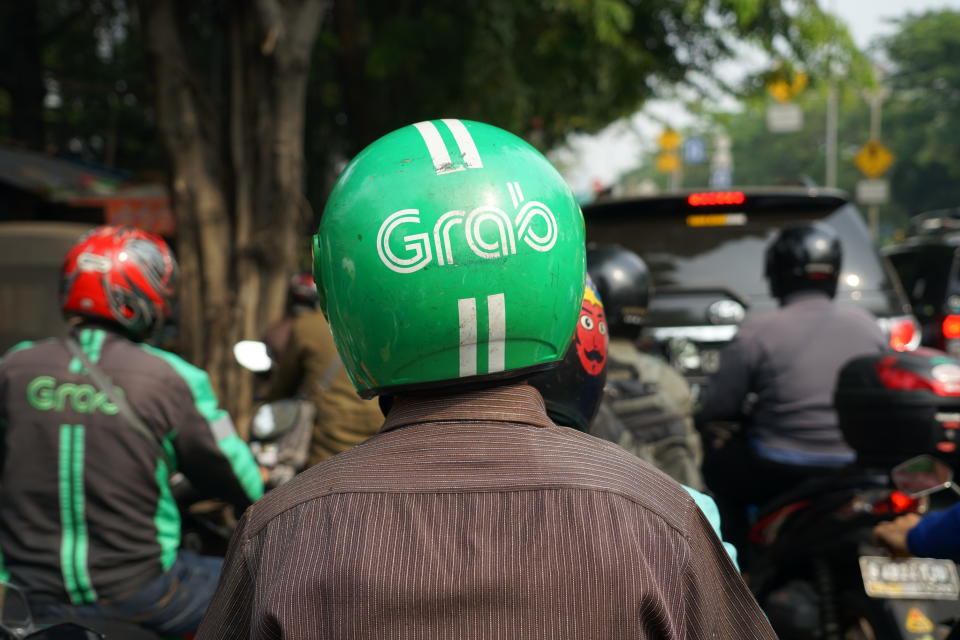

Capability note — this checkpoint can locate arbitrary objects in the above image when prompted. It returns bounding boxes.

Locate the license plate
[860,555,960,600]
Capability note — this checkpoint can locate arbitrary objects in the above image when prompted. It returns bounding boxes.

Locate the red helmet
[61,226,178,338]
[288,271,318,307]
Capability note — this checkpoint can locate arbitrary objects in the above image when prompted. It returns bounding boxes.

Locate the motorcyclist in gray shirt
[697,223,888,554]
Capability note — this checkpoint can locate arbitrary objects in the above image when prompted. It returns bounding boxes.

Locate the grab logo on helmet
[376,119,559,274]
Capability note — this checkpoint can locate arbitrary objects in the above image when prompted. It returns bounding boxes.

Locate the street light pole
[825,80,838,188]
[864,83,890,237]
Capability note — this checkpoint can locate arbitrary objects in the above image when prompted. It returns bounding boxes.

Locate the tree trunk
[140,0,326,433]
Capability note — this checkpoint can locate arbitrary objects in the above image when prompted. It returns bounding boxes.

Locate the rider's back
[203,384,766,639]
[732,291,887,457]
[0,326,259,604]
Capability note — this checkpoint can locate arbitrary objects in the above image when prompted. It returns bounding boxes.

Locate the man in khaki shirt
[267,309,383,465]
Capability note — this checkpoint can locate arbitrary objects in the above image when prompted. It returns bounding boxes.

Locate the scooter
[750,454,960,639]
[233,340,313,489]
[748,350,960,639]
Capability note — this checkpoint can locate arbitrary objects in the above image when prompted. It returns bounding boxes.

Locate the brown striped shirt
[197,383,775,639]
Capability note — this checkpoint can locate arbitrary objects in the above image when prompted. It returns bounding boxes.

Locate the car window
[887,245,957,319]
[585,202,894,302]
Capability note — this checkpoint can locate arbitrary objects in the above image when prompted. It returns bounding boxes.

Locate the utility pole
[824,0,839,189]
[825,81,838,188]
[864,84,890,236]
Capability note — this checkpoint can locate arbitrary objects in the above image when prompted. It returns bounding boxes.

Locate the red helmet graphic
[575,278,608,376]
[61,226,178,339]
[529,276,609,430]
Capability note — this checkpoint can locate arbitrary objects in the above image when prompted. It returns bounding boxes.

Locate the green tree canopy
[883,10,960,217]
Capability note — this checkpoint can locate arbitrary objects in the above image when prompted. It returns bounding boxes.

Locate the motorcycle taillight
[872,490,920,515]
[875,355,960,396]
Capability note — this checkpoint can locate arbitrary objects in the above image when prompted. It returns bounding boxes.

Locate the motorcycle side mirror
[891,455,960,498]
[1,581,35,639]
[233,341,272,373]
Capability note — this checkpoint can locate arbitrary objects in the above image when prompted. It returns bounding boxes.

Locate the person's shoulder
[135,343,212,391]
[1,338,56,364]
[291,310,334,344]
[240,426,697,541]
[728,308,778,341]
[831,303,887,335]
[833,303,879,323]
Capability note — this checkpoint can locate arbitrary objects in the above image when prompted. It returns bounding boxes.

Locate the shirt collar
[782,290,831,306]
[381,382,555,433]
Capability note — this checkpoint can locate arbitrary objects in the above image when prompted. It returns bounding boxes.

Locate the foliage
[882,10,960,217]
[686,9,960,236]
[303,0,862,207]
[710,89,869,191]
[0,1,161,172]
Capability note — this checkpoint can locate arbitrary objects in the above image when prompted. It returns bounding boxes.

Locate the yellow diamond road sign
[658,129,682,151]
[656,151,680,173]
[855,140,895,179]
[767,72,808,103]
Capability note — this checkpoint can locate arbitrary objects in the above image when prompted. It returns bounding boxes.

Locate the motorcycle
[748,350,960,639]
[750,454,960,639]
[0,581,160,640]
[233,340,313,489]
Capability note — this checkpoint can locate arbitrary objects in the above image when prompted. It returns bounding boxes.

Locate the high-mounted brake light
[943,314,960,340]
[687,191,746,207]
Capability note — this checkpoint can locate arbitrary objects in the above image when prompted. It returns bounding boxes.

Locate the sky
[558,0,960,194]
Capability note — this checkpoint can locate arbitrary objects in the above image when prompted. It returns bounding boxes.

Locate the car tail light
[687,191,746,207]
[875,355,960,396]
[943,315,960,340]
[872,490,920,515]
[879,315,921,352]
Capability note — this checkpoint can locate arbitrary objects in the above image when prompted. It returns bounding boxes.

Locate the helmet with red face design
[529,276,608,430]
[60,226,178,339]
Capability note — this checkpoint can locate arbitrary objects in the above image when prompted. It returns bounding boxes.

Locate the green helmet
[314,119,585,397]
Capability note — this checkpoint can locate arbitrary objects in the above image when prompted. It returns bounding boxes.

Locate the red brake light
[889,317,919,352]
[943,314,960,340]
[876,357,933,392]
[687,191,746,207]
[873,490,920,515]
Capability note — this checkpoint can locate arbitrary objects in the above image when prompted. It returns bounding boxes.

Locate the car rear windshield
[886,245,957,318]
[584,200,894,300]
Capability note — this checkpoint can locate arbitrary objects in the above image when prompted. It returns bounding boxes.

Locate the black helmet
[529,276,608,430]
[765,223,841,301]
[586,243,651,340]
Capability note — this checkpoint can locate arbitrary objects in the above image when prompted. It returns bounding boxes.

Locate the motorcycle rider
[0,226,264,635]
[264,274,384,466]
[262,271,323,360]
[199,119,773,638]
[587,243,704,490]
[529,276,739,567]
[698,222,888,551]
